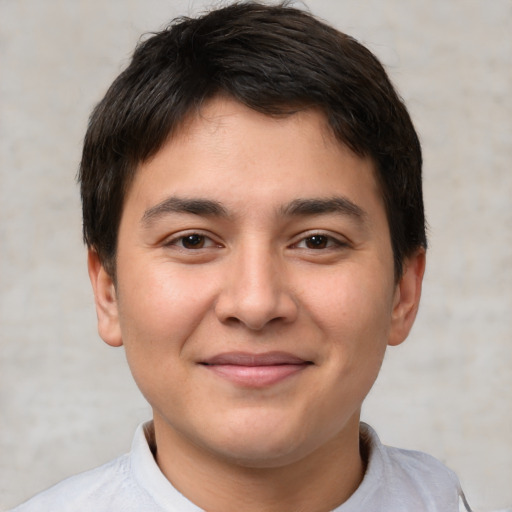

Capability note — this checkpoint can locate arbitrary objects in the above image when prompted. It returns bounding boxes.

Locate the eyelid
[290,230,351,249]
[162,230,223,249]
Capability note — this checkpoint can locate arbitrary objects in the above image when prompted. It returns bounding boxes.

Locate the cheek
[116,264,217,358]
[301,260,395,397]
[305,263,395,336]
[116,266,219,408]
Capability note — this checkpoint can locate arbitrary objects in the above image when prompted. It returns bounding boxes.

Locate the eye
[181,234,207,249]
[166,233,219,250]
[303,235,330,249]
[294,233,348,250]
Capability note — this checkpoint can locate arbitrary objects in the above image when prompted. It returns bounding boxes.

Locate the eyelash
[163,232,222,250]
[292,233,349,251]
[163,231,348,251]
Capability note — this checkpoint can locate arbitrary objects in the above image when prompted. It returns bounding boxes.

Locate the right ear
[87,249,123,347]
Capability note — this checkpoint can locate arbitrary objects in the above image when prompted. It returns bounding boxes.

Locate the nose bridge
[215,237,297,329]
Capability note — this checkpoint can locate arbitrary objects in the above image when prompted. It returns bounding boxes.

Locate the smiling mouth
[199,352,313,387]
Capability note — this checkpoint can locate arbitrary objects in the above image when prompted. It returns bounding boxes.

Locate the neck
[151,414,365,512]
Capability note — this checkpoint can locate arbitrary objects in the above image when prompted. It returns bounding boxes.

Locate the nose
[214,244,298,330]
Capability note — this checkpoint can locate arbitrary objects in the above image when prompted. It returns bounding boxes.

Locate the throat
[148,415,365,512]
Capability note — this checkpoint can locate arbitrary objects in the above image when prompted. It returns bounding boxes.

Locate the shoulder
[380,444,472,511]
[339,423,466,512]
[9,454,133,512]
[384,440,460,486]
[8,423,185,512]
[362,422,461,481]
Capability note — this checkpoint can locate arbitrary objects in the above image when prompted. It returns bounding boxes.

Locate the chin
[200,416,316,469]
[216,439,311,469]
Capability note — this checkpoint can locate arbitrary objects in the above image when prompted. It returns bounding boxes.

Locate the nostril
[224,316,242,325]
[214,271,299,329]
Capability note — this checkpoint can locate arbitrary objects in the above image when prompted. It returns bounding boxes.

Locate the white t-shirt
[11,422,471,512]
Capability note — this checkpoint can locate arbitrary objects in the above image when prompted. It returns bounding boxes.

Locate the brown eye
[181,234,205,249]
[304,235,329,249]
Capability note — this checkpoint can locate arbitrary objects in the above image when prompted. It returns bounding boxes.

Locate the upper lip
[200,352,312,366]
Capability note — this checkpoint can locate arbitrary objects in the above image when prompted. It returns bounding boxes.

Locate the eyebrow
[280,197,366,221]
[141,195,366,227]
[141,197,229,226]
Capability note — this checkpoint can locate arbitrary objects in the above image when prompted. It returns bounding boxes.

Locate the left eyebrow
[280,197,367,222]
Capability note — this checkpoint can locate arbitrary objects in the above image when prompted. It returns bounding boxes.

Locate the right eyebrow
[141,197,230,227]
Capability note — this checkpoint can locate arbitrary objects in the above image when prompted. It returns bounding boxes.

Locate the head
[81,0,427,484]
[79,1,426,281]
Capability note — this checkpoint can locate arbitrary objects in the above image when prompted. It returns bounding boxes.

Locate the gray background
[1,1,511,510]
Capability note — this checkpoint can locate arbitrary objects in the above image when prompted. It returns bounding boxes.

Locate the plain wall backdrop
[1,1,511,510]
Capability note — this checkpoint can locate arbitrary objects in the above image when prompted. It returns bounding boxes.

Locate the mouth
[199,352,313,388]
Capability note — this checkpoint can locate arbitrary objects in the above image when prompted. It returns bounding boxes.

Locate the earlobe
[87,250,123,347]
[388,249,426,347]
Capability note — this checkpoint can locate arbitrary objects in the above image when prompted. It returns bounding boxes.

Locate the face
[89,97,424,469]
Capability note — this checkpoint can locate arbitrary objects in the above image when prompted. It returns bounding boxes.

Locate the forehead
[124,97,384,224]
[172,98,337,157]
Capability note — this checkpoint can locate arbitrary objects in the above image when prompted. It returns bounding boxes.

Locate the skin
[88,97,425,512]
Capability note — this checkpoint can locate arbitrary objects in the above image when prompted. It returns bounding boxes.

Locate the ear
[87,249,123,347]
[388,248,426,347]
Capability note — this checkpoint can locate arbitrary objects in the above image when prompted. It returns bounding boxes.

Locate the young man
[12,2,471,511]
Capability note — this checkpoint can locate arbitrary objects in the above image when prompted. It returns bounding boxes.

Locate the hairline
[97,96,411,284]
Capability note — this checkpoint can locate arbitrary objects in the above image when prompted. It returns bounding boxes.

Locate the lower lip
[202,364,309,387]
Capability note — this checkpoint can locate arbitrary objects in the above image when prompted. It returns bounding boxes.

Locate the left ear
[388,248,426,347]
